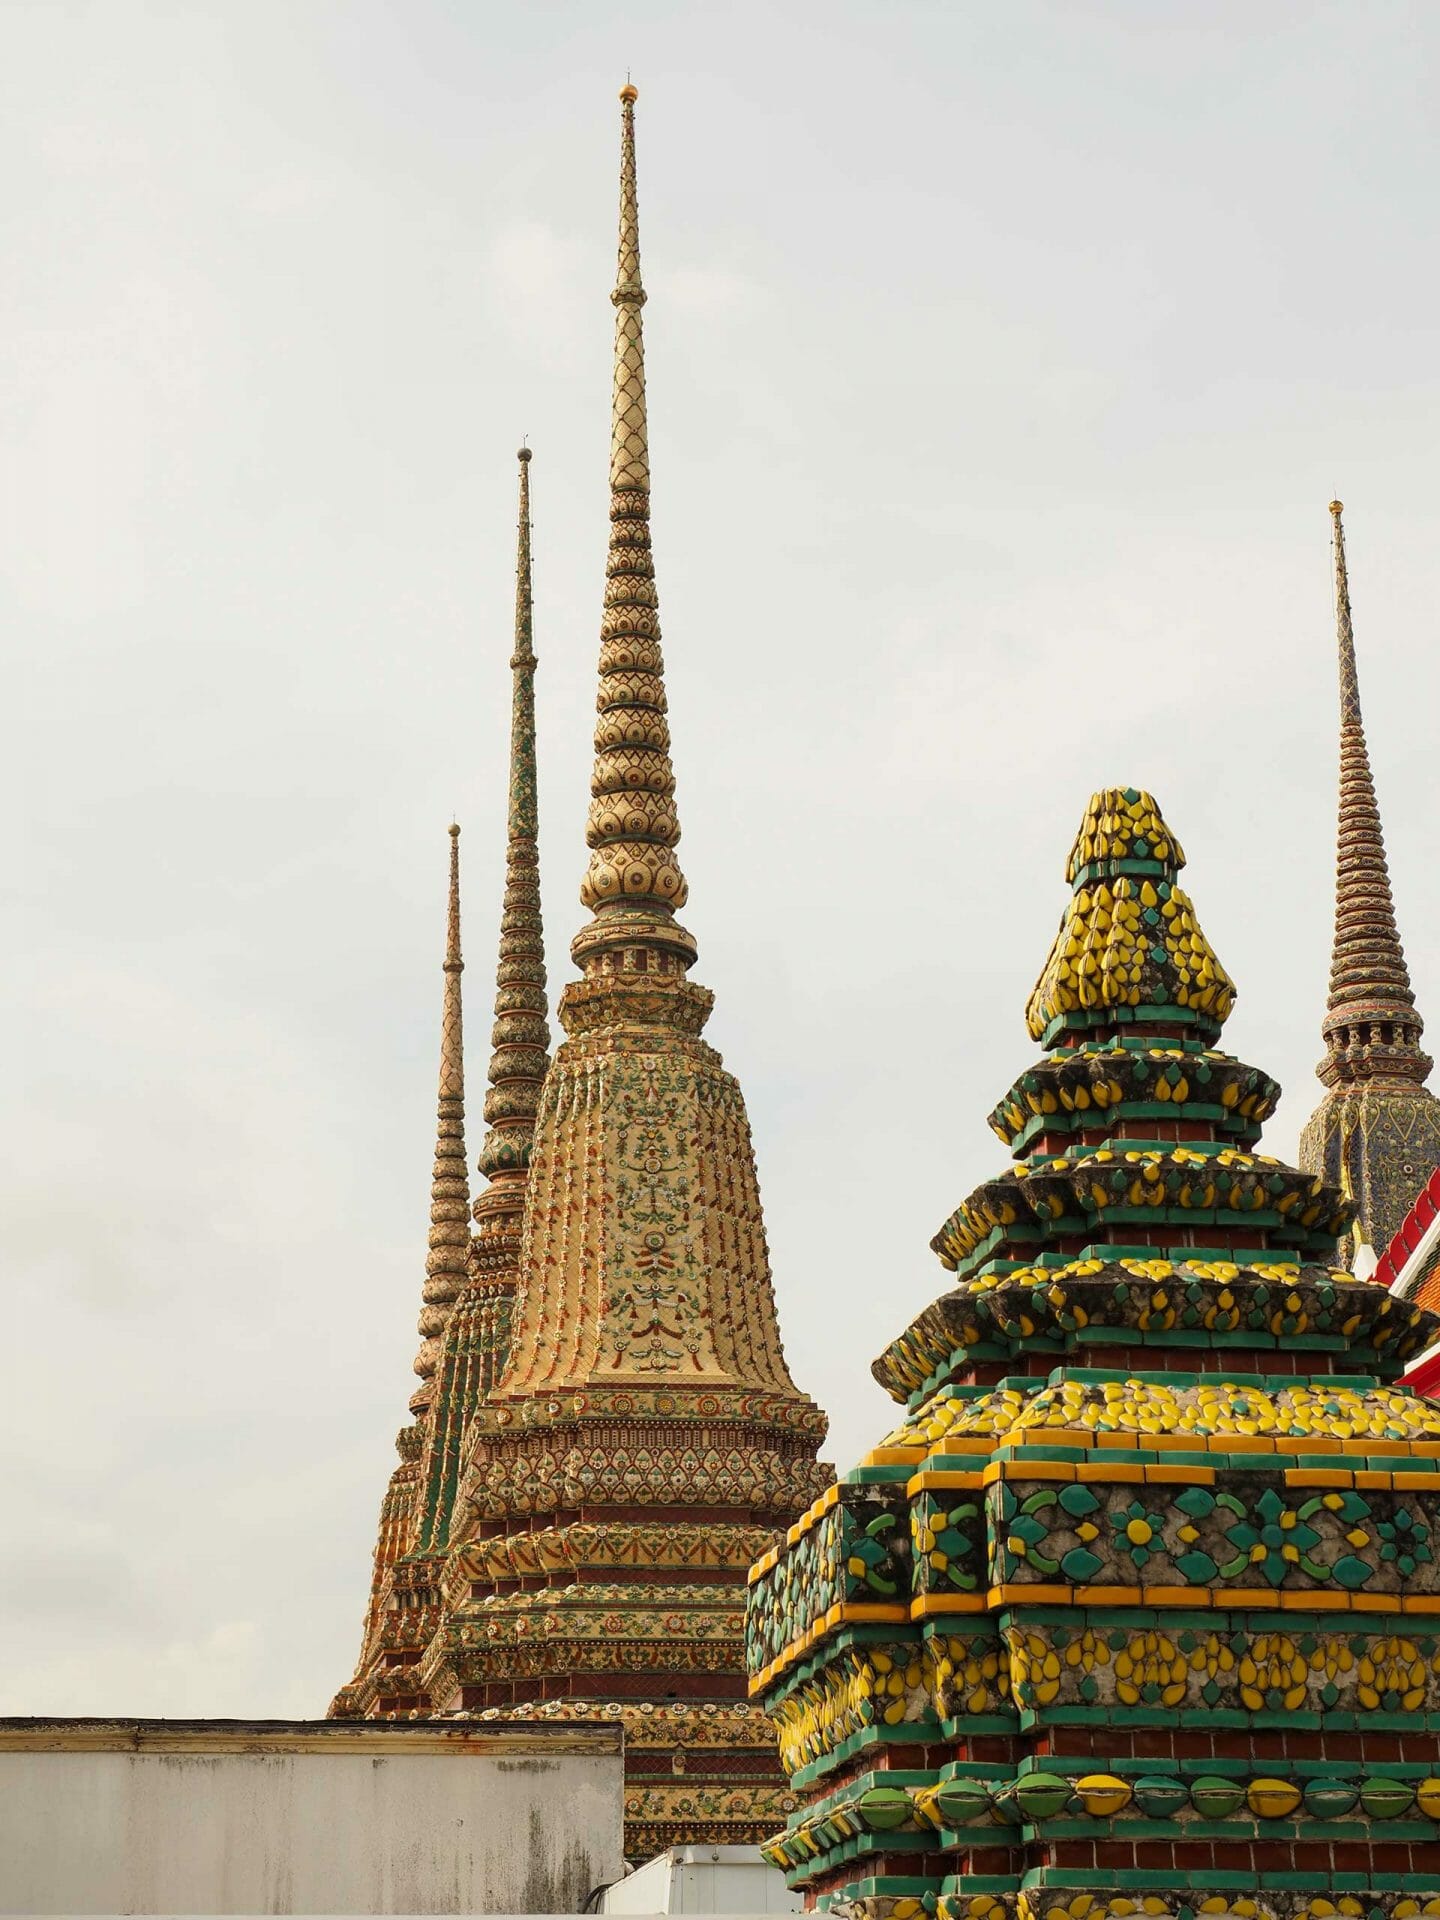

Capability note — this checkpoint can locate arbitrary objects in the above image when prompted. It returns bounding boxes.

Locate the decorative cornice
[1318,500,1431,1088]
[474,449,551,1222]
[573,86,692,974]
[411,825,470,1407]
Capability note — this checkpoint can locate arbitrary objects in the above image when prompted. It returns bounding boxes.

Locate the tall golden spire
[1318,500,1430,1089]
[330,457,556,1710]
[472,446,551,1239]
[410,823,469,1405]
[444,92,828,1855]
[1300,502,1440,1268]
[407,452,551,1557]
[329,825,471,1714]
[575,83,691,968]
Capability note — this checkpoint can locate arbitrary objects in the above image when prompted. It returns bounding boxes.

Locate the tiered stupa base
[428,1401,828,1852]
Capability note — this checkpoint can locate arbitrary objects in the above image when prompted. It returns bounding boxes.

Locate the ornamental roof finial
[475,448,551,1196]
[410,823,470,1404]
[1317,501,1430,1088]
[573,82,692,967]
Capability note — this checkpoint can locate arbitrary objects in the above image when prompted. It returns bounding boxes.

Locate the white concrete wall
[0,1722,624,1915]
[601,1847,802,1914]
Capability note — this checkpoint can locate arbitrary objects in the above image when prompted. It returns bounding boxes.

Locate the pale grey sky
[5,0,1439,1715]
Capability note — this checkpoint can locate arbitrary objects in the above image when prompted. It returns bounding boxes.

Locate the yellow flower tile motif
[1113,1631,1187,1707]
[873,1384,1035,1456]
[1001,1373,1440,1445]
[767,1642,931,1778]
[1356,1634,1431,1711]
[1018,1898,1179,1920]
[927,1631,1010,1719]
[1008,1629,1063,1706]
[870,1363,1440,1465]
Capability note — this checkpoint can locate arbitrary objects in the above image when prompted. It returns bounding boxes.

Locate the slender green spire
[410,823,468,1408]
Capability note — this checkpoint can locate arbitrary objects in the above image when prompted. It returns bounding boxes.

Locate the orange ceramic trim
[909,1593,987,1620]
[987,1584,1073,1609]
[907,1469,984,1495]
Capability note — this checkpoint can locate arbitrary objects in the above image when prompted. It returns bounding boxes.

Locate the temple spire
[473,448,550,1221]
[1318,500,1430,1089]
[410,824,470,1404]
[1300,502,1440,1271]
[377,89,828,1852]
[574,84,690,966]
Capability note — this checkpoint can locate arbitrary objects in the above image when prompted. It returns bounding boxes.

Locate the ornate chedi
[427,446,552,1549]
[332,822,472,1716]
[749,788,1440,1920]
[1300,502,1440,1268]
[330,449,552,1719]
[424,86,831,1858]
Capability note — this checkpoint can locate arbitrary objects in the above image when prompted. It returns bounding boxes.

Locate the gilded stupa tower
[1300,501,1440,1264]
[331,451,551,1719]
[331,822,470,1716]
[428,86,830,1856]
[468,446,550,1329]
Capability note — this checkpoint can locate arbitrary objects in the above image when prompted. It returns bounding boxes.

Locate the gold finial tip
[448,821,461,837]
[619,82,638,102]
[517,445,532,462]
[1330,499,1344,515]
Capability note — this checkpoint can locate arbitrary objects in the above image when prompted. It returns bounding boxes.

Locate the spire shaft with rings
[476,448,551,1192]
[575,85,691,955]
[411,824,470,1403]
[1319,501,1430,1087]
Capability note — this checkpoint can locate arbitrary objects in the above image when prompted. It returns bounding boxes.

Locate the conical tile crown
[1027,786,1236,1046]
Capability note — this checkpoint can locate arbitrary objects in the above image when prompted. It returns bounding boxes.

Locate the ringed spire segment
[476,448,551,1187]
[411,824,470,1405]
[577,84,690,948]
[1319,500,1429,1086]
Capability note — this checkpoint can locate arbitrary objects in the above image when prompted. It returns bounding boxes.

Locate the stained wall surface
[0,1720,624,1915]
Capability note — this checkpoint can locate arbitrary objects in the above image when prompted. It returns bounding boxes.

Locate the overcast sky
[6,0,1440,1718]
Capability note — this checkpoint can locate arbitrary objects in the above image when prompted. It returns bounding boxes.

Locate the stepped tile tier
[1299,503,1440,1269]
[748,788,1440,1920]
